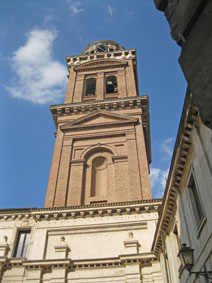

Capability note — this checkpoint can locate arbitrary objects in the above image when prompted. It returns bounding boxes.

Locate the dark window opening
[188,174,204,226]
[97,44,106,53]
[14,230,31,258]
[90,200,107,204]
[106,76,117,94]
[85,78,96,96]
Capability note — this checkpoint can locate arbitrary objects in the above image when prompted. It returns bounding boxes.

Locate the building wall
[45,107,151,208]
[0,201,162,282]
[158,115,212,283]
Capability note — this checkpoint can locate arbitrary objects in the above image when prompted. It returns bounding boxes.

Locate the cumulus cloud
[6,29,67,104]
[150,167,169,198]
[107,5,115,17]
[66,0,84,15]
[160,137,174,158]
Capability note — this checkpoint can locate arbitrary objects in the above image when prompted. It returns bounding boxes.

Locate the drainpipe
[160,232,170,283]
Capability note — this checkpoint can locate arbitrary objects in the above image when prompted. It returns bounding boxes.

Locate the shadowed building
[152,2,212,282]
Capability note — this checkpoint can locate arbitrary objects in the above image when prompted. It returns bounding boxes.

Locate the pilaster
[67,159,85,206]
[54,138,73,207]
[96,72,104,100]
[126,130,143,200]
[45,129,64,208]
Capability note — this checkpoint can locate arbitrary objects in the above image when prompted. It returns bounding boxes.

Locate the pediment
[60,110,138,130]
[74,59,128,72]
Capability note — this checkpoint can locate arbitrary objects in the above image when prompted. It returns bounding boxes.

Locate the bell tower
[45,40,152,208]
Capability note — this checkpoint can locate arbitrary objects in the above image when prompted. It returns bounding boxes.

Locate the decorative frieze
[50,96,148,120]
[0,253,158,274]
[66,49,136,68]
[0,199,161,222]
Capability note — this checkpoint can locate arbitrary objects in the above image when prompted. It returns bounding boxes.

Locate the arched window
[106,76,117,94]
[91,156,107,197]
[85,78,96,96]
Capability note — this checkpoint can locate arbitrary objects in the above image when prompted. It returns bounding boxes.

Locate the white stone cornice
[0,199,161,222]
[10,253,157,269]
[66,49,136,68]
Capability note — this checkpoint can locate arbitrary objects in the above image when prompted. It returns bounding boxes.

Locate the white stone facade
[0,200,162,282]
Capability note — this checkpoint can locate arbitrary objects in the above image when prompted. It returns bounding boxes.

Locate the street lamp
[178,243,212,280]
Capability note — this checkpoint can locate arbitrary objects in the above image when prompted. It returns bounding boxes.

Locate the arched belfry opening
[106,76,117,94]
[85,78,96,96]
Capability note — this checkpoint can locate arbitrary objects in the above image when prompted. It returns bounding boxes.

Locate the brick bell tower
[45,40,152,208]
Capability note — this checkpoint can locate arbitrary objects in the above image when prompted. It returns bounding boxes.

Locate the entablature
[0,253,158,271]
[66,49,136,68]
[0,199,161,223]
[50,96,149,128]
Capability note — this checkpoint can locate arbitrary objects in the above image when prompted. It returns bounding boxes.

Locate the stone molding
[66,49,136,68]
[50,96,149,134]
[152,93,199,256]
[0,199,161,222]
[0,253,158,271]
[74,59,128,73]
[50,96,148,118]
[60,110,139,132]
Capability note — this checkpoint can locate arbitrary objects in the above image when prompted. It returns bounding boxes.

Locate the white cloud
[44,14,55,25]
[150,168,161,188]
[6,29,67,104]
[66,0,85,15]
[107,5,115,17]
[150,167,169,198]
[160,137,174,158]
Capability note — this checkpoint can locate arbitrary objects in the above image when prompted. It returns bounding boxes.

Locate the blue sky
[0,0,187,208]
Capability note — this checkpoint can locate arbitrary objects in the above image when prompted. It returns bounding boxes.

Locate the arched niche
[80,144,117,160]
[82,147,115,204]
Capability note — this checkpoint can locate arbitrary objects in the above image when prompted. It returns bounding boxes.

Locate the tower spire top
[82,40,125,55]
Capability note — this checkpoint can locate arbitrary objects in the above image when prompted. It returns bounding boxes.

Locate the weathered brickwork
[45,42,152,208]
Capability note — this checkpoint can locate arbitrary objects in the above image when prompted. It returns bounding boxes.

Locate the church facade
[0,41,163,282]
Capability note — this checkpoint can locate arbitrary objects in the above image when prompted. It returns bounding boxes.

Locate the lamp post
[178,243,212,280]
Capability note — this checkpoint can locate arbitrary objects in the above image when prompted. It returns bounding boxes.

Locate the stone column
[67,159,85,206]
